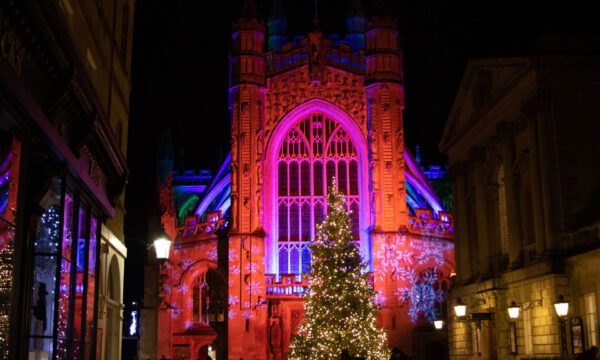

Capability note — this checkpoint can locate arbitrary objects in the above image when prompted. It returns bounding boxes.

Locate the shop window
[0,135,20,357]
[28,179,99,360]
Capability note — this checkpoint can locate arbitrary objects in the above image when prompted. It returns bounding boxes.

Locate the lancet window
[276,114,360,275]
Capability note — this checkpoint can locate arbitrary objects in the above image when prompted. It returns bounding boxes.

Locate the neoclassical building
[440,39,600,359]
[143,1,454,359]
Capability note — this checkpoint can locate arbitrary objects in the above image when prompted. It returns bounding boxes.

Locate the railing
[176,211,227,238]
[265,273,374,297]
[171,170,212,186]
[265,274,309,296]
[408,209,453,235]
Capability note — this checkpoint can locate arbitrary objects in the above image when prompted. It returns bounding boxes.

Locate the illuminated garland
[289,181,390,360]
[0,241,13,359]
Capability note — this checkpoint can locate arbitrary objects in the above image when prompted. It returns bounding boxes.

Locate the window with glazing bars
[277,114,360,275]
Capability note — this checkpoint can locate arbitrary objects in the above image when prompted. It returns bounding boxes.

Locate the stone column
[526,118,547,257]
[535,95,560,254]
[451,165,472,283]
[499,124,522,268]
[472,147,490,276]
[485,183,500,267]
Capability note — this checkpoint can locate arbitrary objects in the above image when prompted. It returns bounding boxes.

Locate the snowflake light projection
[410,239,453,267]
[230,264,241,275]
[241,310,253,320]
[374,291,387,307]
[374,236,412,280]
[171,303,183,319]
[245,280,263,296]
[206,248,218,261]
[229,249,239,261]
[163,283,172,296]
[245,262,258,274]
[228,295,239,306]
[228,309,237,319]
[176,283,189,295]
[396,268,445,323]
[250,244,261,255]
[179,259,195,271]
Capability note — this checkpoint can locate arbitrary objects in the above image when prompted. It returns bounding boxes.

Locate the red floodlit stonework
[154,6,454,360]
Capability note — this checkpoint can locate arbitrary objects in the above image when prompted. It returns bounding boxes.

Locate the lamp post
[433,319,444,330]
[554,295,569,359]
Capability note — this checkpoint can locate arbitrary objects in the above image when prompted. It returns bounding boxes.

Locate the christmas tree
[289,180,390,360]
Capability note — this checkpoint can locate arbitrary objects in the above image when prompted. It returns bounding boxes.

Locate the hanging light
[153,229,172,260]
[554,295,569,318]
[454,297,466,318]
[433,320,443,329]
[508,301,520,319]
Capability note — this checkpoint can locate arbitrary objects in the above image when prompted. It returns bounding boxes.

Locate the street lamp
[454,297,466,318]
[433,319,444,330]
[554,295,569,359]
[508,301,520,320]
[153,229,172,260]
[554,295,569,318]
[153,228,173,309]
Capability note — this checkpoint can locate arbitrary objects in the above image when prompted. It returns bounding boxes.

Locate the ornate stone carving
[265,68,367,135]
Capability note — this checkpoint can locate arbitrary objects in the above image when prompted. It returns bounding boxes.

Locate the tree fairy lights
[289,180,390,360]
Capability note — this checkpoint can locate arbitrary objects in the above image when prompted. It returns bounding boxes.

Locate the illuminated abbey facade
[143,1,454,359]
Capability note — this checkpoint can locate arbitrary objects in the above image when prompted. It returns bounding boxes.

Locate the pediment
[440,57,533,154]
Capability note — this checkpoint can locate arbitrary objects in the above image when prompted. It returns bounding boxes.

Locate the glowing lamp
[433,320,443,329]
[508,301,520,319]
[153,230,172,260]
[554,295,569,318]
[454,297,466,318]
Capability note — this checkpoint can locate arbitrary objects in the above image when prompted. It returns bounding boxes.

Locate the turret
[267,0,288,52]
[345,0,366,50]
[230,0,265,86]
[365,0,402,84]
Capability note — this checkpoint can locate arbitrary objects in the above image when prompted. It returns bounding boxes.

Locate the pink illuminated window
[277,114,360,275]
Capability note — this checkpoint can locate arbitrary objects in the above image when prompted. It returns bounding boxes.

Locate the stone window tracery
[276,114,360,275]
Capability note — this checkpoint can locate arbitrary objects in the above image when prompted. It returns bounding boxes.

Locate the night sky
[123,0,597,305]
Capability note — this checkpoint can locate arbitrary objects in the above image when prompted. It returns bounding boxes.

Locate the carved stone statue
[270,319,282,349]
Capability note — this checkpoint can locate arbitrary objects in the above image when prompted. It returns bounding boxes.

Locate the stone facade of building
[142,1,455,360]
[0,0,134,359]
[440,40,600,359]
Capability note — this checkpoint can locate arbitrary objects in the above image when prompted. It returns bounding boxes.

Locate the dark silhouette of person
[576,346,599,360]
[390,347,408,360]
[32,282,48,331]
[340,349,353,360]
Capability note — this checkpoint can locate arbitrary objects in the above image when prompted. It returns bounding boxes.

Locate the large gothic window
[277,114,360,275]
